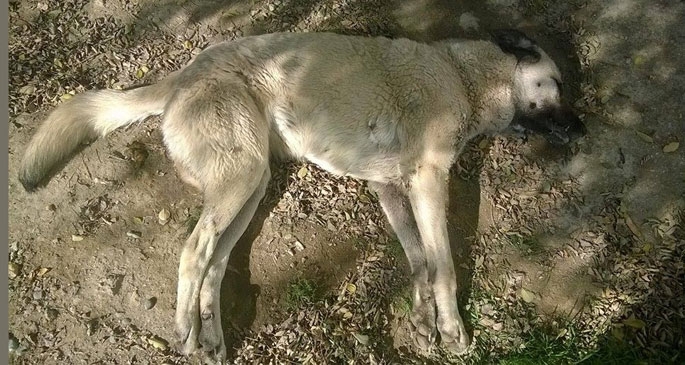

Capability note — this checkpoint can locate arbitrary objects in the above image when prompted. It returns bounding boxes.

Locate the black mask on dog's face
[493,29,586,145]
[512,104,587,145]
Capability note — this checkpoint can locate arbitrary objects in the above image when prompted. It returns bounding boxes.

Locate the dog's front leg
[369,182,437,350]
[408,165,470,354]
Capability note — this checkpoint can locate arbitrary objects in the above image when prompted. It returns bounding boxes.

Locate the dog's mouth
[511,105,586,145]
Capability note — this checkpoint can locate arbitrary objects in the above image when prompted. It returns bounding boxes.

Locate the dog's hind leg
[195,166,270,360]
[175,166,266,356]
[369,182,437,350]
[163,79,271,358]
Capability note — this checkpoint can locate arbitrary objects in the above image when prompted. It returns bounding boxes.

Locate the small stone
[71,235,84,242]
[46,308,59,321]
[158,209,170,225]
[8,334,19,353]
[144,297,157,310]
[32,290,43,300]
[294,241,305,251]
[126,231,142,239]
[8,262,20,279]
[46,204,57,211]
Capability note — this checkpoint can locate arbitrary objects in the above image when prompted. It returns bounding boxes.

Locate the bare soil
[8,0,685,364]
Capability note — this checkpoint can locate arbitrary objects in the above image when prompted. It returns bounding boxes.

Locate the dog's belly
[305,148,402,183]
[269,103,404,183]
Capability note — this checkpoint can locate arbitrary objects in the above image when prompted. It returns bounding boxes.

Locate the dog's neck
[444,40,518,137]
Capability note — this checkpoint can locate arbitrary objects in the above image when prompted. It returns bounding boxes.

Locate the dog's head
[493,29,586,145]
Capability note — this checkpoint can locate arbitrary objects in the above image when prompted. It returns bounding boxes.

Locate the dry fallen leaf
[147,336,168,350]
[474,255,484,268]
[611,327,624,340]
[297,166,309,179]
[623,317,646,329]
[19,85,36,94]
[519,288,536,303]
[663,142,679,153]
[352,332,369,345]
[635,130,653,143]
[624,215,643,240]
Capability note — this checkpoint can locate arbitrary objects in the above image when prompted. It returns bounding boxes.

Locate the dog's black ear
[491,29,541,63]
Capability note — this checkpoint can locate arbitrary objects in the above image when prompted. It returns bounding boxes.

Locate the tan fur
[19,31,577,360]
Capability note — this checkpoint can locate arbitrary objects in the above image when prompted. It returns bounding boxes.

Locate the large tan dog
[19,30,585,360]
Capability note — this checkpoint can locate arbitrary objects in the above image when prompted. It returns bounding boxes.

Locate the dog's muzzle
[546,106,586,145]
[511,104,587,146]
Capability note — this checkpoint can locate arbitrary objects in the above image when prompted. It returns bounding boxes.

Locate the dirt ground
[7,0,685,364]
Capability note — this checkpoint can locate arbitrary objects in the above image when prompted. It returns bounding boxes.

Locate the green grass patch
[386,238,405,259]
[498,323,587,365]
[497,322,651,365]
[579,338,647,365]
[284,278,321,310]
[391,288,412,316]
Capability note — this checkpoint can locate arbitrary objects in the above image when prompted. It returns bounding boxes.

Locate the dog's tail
[19,72,180,191]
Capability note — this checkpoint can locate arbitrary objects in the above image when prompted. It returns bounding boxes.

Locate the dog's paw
[437,315,470,355]
[176,302,227,362]
[175,276,202,355]
[198,310,226,361]
[176,312,200,355]
[409,301,438,351]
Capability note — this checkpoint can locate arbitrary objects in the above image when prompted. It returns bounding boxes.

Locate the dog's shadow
[216,163,290,353]
[447,161,482,341]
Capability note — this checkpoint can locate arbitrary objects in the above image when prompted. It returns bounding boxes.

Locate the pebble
[294,241,305,251]
[126,231,142,239]
[144,297,157,310]
[8,334,19,353]
[158,209,170,225]
[46,308,59,321]
[32,289,43,300]
[8,262,20,279]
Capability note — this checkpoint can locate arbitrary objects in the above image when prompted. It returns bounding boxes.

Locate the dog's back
[187,33,476,182]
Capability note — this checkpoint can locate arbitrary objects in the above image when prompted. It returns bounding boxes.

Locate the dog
[19,29,586,360]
